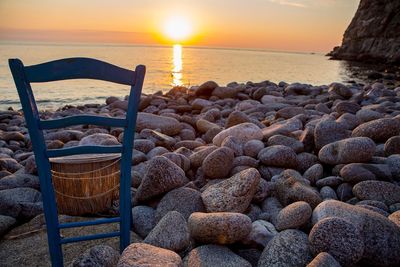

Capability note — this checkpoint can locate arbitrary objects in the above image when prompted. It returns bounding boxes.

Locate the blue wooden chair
[8,57,145,267]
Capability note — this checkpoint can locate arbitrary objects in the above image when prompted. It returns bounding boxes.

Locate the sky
[0,0,360,52]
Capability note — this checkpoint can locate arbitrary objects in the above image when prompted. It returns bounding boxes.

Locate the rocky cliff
[329,0,400,65]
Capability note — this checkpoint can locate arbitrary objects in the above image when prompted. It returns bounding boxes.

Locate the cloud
[268,0,307,8]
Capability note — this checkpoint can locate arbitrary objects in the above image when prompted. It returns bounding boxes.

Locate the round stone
[276,201,312,231]
[202,147,234,179]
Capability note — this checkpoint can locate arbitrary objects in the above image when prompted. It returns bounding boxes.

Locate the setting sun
[163,16,192,42]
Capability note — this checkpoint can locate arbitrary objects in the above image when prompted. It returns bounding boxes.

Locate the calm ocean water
[0,42,366,110]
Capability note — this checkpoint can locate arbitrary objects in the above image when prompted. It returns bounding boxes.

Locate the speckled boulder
[195,80,219,96]
[0,187,43,220]
[258,145,298,169]
[314,117,351,150]
[78,133,119,146]
[189,146,218,169]
[136,112,182,136]
[131,206,156,238]
[276,201,312,231]
[312,200,400,266]
[213,123,263,146]
[306,252,341,267]
[202,147,234,178]
[201,168,260,213]
[318,137,375,165]
[258,229,312,267]
[389,210,400,227]
[155,187,205,221]
[188,212,252,244]
[267,135,304,153]
[144,211,190,252]
[309,217,364,266]
[241,220,278,247]
[384,136,400,156]
[184,245,251,267]
[353,180,400,206]
[0,215,16,237]
[134,156,189,203]
[118,243,182,267]
[70,245,120,267]
[244,140,265,158]
[352,118,400,142]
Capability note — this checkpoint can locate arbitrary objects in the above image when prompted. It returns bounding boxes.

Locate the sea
[0,42,371,110]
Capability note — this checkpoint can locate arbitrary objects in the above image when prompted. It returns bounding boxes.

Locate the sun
[164,16,192,43]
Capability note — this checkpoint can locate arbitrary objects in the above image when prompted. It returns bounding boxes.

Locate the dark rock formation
[328,0,400,65]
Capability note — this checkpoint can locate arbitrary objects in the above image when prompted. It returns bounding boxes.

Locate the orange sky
[0,0,360,52]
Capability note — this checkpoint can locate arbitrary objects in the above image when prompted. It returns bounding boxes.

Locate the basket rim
[49,153,121,164]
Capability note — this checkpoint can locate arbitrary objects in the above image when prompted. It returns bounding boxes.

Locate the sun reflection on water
[172,44,183,86]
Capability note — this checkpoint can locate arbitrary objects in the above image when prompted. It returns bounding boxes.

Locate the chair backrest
[9,57,145,265]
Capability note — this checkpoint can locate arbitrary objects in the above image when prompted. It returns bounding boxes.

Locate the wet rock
[131,206,156,238]
[213,123,263,146]
[312,200,400,267]
[258,229,312,267]
[0,187,43,220]
[353,180,400,206]
[318,137,375,165]
[70,245,119,267]
[276,201,312,231]
[136,112,181,136]
[201,168,260,213]
[306,252,341,267]
[155,187,205,221]
[185,245,251,267]
[352,118,400,142]
[188,212,252,244]
[144,211,190,252]
[202,147,234,178]
[258,145,298,169]
[135,156,189,203]
[118,243,182,267]
[309,217,364,266]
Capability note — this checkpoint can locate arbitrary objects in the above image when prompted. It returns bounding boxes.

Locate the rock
[140,129,176,149]
[188,212,252,244]
[147,146,169,158]
[356,109,384,123]
[135,156,189,203]
[0,215,16,237]
[155,187,205,221]
[241,220,278,247]
[336,183,354,202]
[267,135,304,153]
[221,136,243,156]
[276,201,312,231]
[213,123,263,146]
[327,0,400,65]
[276,107,305,119]
[328,83,352,99]
[389,210,400,227]
[261,197,283,225]
[261,95,285,104]
[45,130,83,143]
[191,98,213,110]
[258,229,312,267]
[144,211,190,252]
[195,80,219,96]
[202,147,234,178]
[244,140,265,158]
[309,217,364,266]
[196,119,221,133]
[352,180,400,206]
[131,206,156,238]
[134,139,155,154]
[118,243,182,267]
[0,187,43,220]
[78,133,119,146]
[189,146,218,169]
[297,152,318,173]
[70,245,119,267]
[262,118,302,140]
[185,245,251,267]
[314,117,351,150]
[136,112,181,136]
[306,252,341,267]
[0,172,40,190]
[312,200,400,266]
[315,176,343,188]
[334,101,360,114]
[303,164,324,185]
[162,153,190,172]
[0,157,23,173]
[212,86,239,99]
[352,118,400,142]
[320,186,338,200]
[201,168,260,213]
[258,145,298,169]
[387,154,400,179]
[226,111,251,128]
[318,137,375,165]
[384,136,400,156]
[275,170,322,208]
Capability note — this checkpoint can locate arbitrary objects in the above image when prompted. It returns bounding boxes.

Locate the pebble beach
[1,79,400,266]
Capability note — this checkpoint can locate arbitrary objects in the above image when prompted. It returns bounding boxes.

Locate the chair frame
[9,57,145,267]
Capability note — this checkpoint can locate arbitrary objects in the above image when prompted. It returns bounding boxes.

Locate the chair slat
[40,115,126,129]
[24,57,136,85]
[60,231,120,244]
[47,145,123,158]
[58,217,120,229]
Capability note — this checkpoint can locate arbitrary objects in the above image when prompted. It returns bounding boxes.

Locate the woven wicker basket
[50,154,121,216]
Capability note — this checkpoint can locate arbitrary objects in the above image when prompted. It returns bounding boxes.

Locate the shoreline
[1,79,400,266]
